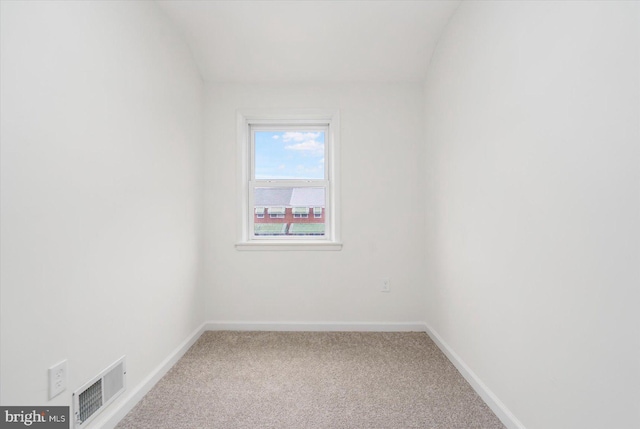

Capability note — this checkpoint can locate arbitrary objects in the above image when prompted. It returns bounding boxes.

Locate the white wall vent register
[73,356,126,427]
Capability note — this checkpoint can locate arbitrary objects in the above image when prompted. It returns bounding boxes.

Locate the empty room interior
[1,1,639,428]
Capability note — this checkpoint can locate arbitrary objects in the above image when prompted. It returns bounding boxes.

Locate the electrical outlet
[382,278,391,293]
[49,360,67,399]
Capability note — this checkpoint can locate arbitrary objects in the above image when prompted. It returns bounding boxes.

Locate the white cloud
[284,140,324,156]
[273,135,280,139]
[282,132,321,142]
[293,164,323,176]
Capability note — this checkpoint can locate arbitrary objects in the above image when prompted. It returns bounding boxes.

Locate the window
[293,207,309,218]
[268,207,286,218]
[236,109,341,250]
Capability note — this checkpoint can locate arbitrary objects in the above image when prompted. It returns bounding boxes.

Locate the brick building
[254,187,325,236]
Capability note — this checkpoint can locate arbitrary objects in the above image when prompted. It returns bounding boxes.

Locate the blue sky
[254,131,325,179]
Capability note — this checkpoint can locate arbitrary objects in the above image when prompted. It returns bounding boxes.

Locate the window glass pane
[254,130,325,180]
[253,187,326,237]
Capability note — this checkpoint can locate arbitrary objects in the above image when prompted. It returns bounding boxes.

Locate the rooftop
[255,187,325,208]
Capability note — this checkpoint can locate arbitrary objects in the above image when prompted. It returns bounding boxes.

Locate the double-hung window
[236,109,341,250]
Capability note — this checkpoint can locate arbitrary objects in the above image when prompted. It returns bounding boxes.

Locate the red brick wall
[255,208,323,224]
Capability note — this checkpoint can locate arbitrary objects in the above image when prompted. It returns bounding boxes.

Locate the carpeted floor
[116,331,506,429]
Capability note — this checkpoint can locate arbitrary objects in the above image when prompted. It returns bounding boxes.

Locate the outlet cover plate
[49,360,67,399]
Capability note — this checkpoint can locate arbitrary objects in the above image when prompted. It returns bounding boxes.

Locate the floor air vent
[73,356,126,427]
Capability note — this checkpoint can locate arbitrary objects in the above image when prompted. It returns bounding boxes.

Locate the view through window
[251,129,328,239]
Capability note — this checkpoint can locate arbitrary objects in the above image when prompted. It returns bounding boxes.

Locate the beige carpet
[116,331,506,429]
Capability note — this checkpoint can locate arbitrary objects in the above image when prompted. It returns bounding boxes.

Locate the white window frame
[236,109,341,251]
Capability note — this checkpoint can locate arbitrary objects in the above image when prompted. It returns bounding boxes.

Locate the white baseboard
[205,321,428,332]
[93,322,206,429]
[424,324,526,429]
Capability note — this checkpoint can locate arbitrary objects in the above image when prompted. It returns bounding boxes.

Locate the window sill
[235,241,343,251]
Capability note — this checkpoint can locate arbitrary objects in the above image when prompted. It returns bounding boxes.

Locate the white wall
[4,1,638,427]
[205,83,426,324]
[423,1,639,428]
[0,0,204,421]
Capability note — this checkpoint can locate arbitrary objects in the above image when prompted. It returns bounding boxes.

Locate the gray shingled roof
[254,188,294,206]
[290,188,325,207]
[254,187,324,207]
